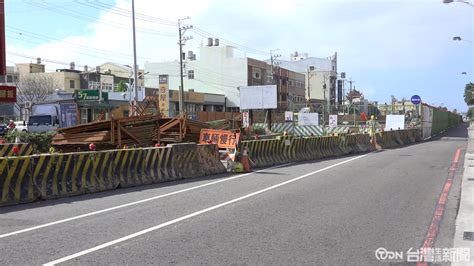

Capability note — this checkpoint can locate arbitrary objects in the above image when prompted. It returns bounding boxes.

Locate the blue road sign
[411,95,421,105]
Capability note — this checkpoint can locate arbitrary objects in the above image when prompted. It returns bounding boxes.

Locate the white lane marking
[0,163,292,239]
[43,154,367,266]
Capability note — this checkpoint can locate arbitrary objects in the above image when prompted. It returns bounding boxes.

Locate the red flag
[360,112,368,121]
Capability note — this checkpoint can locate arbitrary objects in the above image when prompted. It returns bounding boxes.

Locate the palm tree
[464,83,474,105]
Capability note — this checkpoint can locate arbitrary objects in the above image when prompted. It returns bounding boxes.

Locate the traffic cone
[241,147,251,172]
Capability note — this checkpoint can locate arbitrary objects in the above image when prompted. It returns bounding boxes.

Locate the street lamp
[453,36,474,43]
[443,0,474,6]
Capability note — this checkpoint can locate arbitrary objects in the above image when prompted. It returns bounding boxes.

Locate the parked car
[0,124,6,135]
[14,121,28,132]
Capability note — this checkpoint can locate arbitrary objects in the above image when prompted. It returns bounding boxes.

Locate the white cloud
[6,0,473,110]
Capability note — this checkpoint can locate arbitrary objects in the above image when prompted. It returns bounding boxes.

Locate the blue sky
[5,0,473,111]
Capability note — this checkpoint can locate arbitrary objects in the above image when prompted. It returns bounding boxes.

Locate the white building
[276,52,338,103]
[145,43,248,111]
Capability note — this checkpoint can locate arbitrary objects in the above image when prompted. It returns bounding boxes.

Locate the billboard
[239,85,277,110]
[74,90,108,101]
[329,115,338,127]
[298,113,319,126]
[385,115,405,131]
[158,75,170,118]
[60,103,78,127]
[285,111,293,122]
[0,85,16,102]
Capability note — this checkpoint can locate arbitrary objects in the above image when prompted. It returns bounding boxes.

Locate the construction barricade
[0,156,37,206]
[143,147,174,183]
[197,144,226,176]
[115,148,150,188]
[170,143,205,179]
[32,151,119,200]
[0,143,34,157]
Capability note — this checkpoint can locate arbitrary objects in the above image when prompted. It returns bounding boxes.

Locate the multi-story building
[378,100,418,115]
[15,61,80,93]
[99,62,146,88]
[276,52,338,107]
[145,41,305,113]
[0,66,19,85]
[0,66,20,120]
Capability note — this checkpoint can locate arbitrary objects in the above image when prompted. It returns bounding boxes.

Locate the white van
[14,121,28,132]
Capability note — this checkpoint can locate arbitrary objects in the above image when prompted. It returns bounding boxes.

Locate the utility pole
[178,17,192,114]
[307,68,311,106]
[0,0,5,76]
[306,66,315,108]
[131,0,139,116]
[267,49,280,130]
[269,49,280,130]
[270,49,281,84]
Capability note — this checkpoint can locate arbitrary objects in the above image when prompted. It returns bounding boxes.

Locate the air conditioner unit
[24,101,32,109]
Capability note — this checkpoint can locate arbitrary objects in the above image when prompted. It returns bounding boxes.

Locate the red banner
[0,86,17,103]
[199,129,240,149]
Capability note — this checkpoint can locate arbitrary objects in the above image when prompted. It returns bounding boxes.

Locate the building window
[267,74,273,83]
[69,80,75,89]
[188,70,194,79]
[226,107,239,112]
[7,75,13,83]
[88,81,99,90]
[102,83,113,91]
[186,103,196,114]
[253,69,261,79]
[289,79,294,87]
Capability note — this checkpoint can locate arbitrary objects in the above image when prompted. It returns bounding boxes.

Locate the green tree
[464,82,474,105]
[115,80,128,92]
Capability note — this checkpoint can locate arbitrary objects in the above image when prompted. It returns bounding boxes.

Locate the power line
[7,51,85,68]
[191,27,269,56]
[76,0,269,56]
[25,1,176,37]
[6,34,124,66]
[6,26,168,63]
[74,0,178,27]
[194,78,239,95]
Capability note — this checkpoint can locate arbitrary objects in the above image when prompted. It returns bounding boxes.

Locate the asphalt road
[0,125,468,265]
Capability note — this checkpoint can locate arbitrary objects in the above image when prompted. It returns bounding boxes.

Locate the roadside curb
[452,125,474,265]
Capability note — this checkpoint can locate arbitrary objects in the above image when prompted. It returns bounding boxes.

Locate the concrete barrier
[0,143,33,157]
[32,151,119,200]
[144,147,174,183]
[356,134,374,152]
[197,144,226,175]
[0,156,37,206]
[0,143,226,207]
[170,143,205,179]
[115,149,150,188]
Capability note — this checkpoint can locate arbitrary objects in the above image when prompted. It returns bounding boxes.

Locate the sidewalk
[453,124,474,265]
